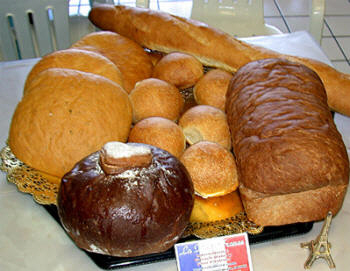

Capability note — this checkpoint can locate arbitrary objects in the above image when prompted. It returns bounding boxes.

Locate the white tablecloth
[0,31,350,271]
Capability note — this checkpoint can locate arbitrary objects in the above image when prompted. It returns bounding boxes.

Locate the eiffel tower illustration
[300,211,335,269]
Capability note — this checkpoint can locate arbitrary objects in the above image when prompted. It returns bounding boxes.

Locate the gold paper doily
[0,144,263,237]
[0,145,59,205]
[185,212,264,238]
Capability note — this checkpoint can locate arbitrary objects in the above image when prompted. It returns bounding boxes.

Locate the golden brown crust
[128,117,186,158]
[190,190,243,223]
[226,58,349,225]
[179,105,231,150]
[193,68,234,112]
[153,52,204,89]
[23,48,124,94]
[180,141,238,198]
[9,68,132,178]
[88,5,350,116]
[239,183,348,226]
[71,31,153,93]
[129,78,184,123]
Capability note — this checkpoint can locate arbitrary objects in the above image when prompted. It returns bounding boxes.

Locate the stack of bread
[6,3,350,258]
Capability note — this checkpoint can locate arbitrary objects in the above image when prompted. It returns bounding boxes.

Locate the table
[1,31,350,271]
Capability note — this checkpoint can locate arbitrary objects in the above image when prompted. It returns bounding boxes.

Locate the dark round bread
[57,143,194,257]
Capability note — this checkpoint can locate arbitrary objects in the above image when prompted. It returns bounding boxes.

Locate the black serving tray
[43,204,313,270]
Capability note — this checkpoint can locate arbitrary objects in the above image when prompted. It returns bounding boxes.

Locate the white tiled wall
[70,0,350,73]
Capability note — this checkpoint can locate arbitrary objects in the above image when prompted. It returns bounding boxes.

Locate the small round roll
[193,68,233,111]
[153,52,204,89]
[179,105,232,150]
[190,190,243,223]
[180,141,238,198]
[128,117,186,158]
[129,78,184,123]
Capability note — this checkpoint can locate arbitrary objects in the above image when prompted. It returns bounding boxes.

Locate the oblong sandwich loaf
[225,58,349,226]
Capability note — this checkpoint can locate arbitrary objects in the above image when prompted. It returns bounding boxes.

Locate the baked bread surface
[57,143,194,257]
[88,4,350,116]
[9,68,132,178]
[226,58,349,226]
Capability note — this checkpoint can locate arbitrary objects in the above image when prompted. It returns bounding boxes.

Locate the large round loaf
[9,68,132,178]
[226,58,349,226]
[23,48,124,94]
[71,31,153,93]
[57,142,194,257]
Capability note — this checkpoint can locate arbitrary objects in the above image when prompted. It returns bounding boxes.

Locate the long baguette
[89,4,350,116]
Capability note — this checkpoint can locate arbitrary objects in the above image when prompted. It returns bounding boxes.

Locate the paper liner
[0,145,59,205]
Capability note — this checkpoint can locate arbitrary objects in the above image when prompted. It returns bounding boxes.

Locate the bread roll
[180,141,238,198]
[9,68,132,178]
[71,31,153,93]
[57,142,194,257]
[153,52,204,89]
[190,190,243,223]
[88,5,350,116]
[179,105,231,150]
[193,68,233,111]
[129,78,184,123]
[226,58,349,226]
[128,117,186,158]
[23,48,124,94]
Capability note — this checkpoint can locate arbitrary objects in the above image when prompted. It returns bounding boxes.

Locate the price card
[175,233,253,271]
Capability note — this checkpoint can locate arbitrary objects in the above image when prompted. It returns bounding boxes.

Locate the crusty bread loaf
[88,4,350,116]
[226,58,349,226]
[153,52,204,89]
[23,48,124,94]
[128,116,186,158]
[9,68,132,178]
[58,142,194,257]
[180,141,238,198]
[129,78,184,123]
[71,31,153,93]
[179,105,231,150]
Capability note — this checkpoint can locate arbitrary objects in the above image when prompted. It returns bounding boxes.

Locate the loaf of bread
[9,68,132,178]
[71,31,153,93]
[88,4,350,116]
[23,48,124,94]
[57,142,194,257]
[226,58,349,226]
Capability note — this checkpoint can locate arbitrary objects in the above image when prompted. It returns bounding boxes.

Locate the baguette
[88,4,350,116]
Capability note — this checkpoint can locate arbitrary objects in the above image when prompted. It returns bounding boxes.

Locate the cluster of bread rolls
[7,25,246,257]
[89,4,350,117]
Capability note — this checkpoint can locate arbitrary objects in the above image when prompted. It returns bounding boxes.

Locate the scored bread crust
[88,4,350,116]
[225,58,349,226]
